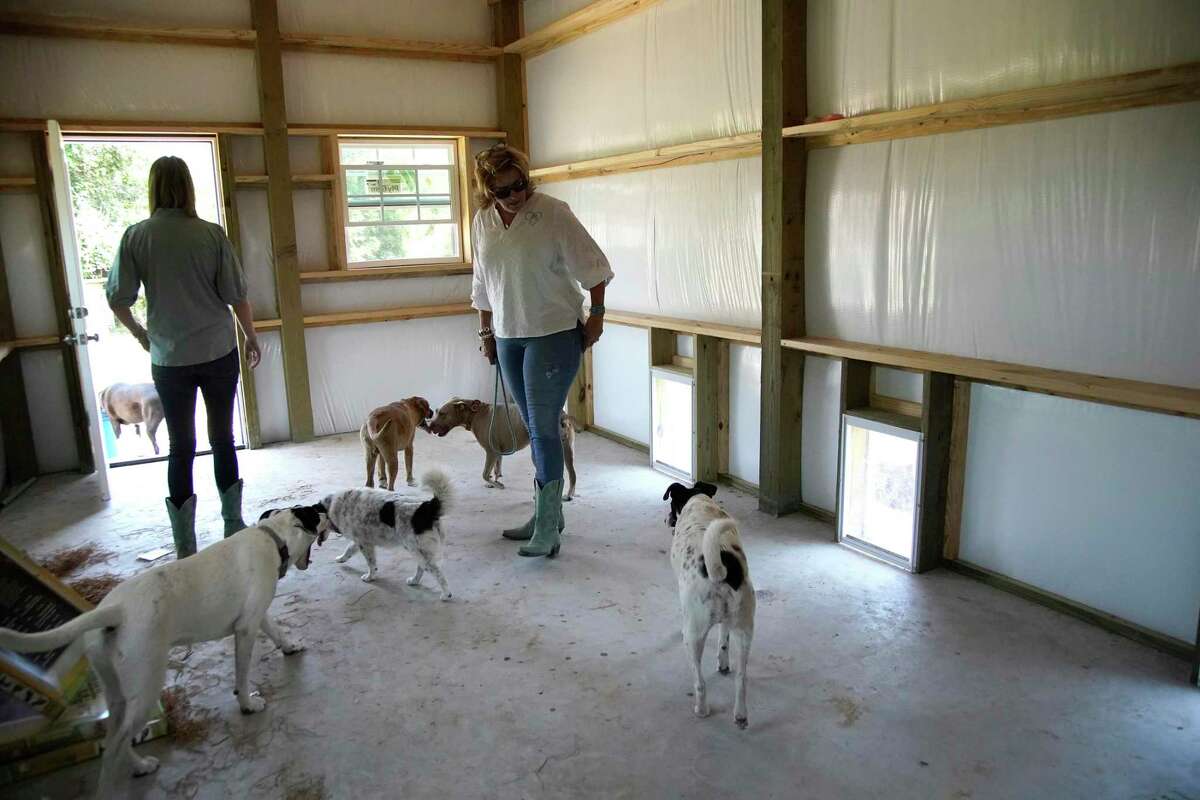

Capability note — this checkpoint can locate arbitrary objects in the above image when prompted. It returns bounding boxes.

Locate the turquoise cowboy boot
[166,495,197,559]
[219,479,248,537]
[502,482,564,541]
[519,480,564,558]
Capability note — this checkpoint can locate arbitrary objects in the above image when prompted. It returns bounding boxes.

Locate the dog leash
[489,361,521,457]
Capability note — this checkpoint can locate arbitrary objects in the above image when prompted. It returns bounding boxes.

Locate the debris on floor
[38,543,114,577]
[66,573,123,605]
[160,686,217,746]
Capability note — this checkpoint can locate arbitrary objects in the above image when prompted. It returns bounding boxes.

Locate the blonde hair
[148,156,197,217]
[473,144,535,207]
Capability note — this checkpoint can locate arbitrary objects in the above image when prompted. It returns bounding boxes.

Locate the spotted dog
[323,469,453,599]
[662,481,755,729]
[0,505,330,798]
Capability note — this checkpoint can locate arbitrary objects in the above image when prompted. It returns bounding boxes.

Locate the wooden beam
[835,358,871,539]
[914,372,954,573]
[531,133,761,183]
[648,328,675,367]
[301,302,473,329]
[493,0,529,154]
[583,348,595,428]
[321,136,348,270]
[503,0,666,60]
[251,0,313,443]
[0,13,501,62]
[299,264,471,283]
[782,336,1200,419]
[1,335,61,350]
[942,378,972,561]
[695,335,729,483]
[233,174,334,188]
[0,218,39,485]
[0,176,36,192]
[787,61,1200,149]
[0,117,508,139]
[31,132,93,473]
[217,133,261,450]
[604,310,761,345]
[758,0,807,517]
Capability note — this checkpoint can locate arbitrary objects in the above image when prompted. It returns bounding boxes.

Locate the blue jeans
[495,324,583,485]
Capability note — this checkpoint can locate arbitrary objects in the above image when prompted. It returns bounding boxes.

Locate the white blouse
[470,192,614,339]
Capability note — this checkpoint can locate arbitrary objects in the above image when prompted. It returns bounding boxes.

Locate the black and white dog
[322,469,452,599]
[662,481,755,729]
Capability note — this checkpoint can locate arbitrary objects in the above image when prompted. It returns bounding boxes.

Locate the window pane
[347,223,459,263]
[420,203,452,221]
[348,205,382,223]
[410,145,453,165]
[380,169,416,194]
[418,170,450,194]
[652,375,693,476]
[841,423,918,560]
[384,205,419,222]
[341,146,380,165]
[345,170,375,195]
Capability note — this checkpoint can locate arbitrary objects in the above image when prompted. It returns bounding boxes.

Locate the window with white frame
[339,138,463,267]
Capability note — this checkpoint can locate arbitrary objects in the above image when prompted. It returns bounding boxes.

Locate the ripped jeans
[495,324,583,485]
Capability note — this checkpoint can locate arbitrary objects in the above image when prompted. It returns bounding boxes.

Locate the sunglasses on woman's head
[492,178,528,200]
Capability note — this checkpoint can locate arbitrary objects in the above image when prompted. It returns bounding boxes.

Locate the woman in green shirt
[107,156,261,558]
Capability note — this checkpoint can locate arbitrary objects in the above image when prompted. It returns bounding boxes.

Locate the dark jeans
[495,324,584,486]
[151,348,240,506]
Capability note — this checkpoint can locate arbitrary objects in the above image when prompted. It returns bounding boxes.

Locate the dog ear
[258,508,281,522]
[378,500,396,528]
[469,400,482,413]
[290,504,322,534]
[695,481,718,498]
[663,482,687,502]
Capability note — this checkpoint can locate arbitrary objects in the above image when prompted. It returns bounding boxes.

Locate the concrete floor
[3,430,1197,800]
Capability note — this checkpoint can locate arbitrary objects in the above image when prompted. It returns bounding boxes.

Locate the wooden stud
[913,371,954,573]
[217,133,262,450]
[648,328,674,367]
[583,348,595,428]
[0,176,36,191]
[492,0,529,155]
[695,335,729,483]
[31,131,93,473]
[942,379,972,561]
[321,136,348,270]
[251,0,314,443]
[503,0,667,60]
[839,359,871,412]
[757,0,807,517]
[0,220,39,485]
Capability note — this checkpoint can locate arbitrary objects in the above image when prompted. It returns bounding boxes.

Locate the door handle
[63,333,100,345]
[68,307,90,319]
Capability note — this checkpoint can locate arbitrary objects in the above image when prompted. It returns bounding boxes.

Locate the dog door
[650,366,695,480]
[838,411,923,570]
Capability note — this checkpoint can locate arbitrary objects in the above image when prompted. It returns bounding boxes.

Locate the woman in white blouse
[471,144,613,558]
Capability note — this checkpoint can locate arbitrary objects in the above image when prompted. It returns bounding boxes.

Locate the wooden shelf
[782,336,1200,419]
[252,302,473,332]
[604,310,761,345]
[785,61,1200,149]
[504,0,666,60]
[1,335,61,350]
[0,176,36,192]
[531,133,760,183]
[234,174,335,188]
[0,13,500,63]
[299,264,473,283]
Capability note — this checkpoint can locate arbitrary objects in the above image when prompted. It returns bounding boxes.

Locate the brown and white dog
[99,382,164,455]
[360,397,433,490]
[662,481,755,729]
[427,397,577,499]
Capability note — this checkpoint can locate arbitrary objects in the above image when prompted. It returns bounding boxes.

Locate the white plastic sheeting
[808,0,1200,118]
[0,1,251,28]
[252,332,289,444]
[799,356,841,513]
[282,53,496,128]
[591,323,649,445]
[539,158,761,328]
[0,194,57,339]
[960,384,1200,642]
[727,343,760,485]
[304,316,492,438]
[874,368,922,404]
[526,0,760,165]
[523,0,598,33]
[806,104,1200,387]
[231,191,280,320]
[280,0,492,43]
[301,277,470,316]
[0,38,260,122]
[20,350,79,473]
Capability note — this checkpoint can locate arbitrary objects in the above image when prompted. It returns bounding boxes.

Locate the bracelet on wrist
[588,304,605,317]
[477,327,494,340]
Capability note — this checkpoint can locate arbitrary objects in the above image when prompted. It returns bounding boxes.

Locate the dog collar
[261,527,290,579]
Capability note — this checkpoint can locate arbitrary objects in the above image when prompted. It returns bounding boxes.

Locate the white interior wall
[523,0,598,33]
[20,351,78,473]
[960,385,1200,643]
[727,343,760,486]
[279,0,492,43]
[874,367,922,403]
[591,324,649,445]
[0,0,251,28]
[799,356,841,513]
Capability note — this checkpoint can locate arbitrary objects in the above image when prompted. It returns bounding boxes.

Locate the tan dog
[361,397,433,490]
[427,397,577,500]
[99,382,164,455]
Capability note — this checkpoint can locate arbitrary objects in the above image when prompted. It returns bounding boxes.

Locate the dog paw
[239,694,267,714]
[564,495,573,502]
[406,479,417,487]
[735,715,748,730]
[335,554,350,563]
[718,665,731,675]
[361,573,376,583]
[406,575,421,586]
[282,641,305,655]
[131,755,160,777]
[440,592,453,602]
[693,702,710,718]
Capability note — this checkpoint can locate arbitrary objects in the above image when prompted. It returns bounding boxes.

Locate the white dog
[662,481,755,729]
[323,469,453,599]
[99,382,164,455]
[0,504,330,798]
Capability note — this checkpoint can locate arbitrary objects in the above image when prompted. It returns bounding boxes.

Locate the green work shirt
[106,208,247,367]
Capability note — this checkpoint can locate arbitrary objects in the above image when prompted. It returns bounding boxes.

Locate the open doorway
[61,135,246,467]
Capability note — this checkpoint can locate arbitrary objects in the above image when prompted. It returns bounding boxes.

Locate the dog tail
[0,605,123,654]
[702,519,738,585]
[366,414,392,439]
[420,468,452,508]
